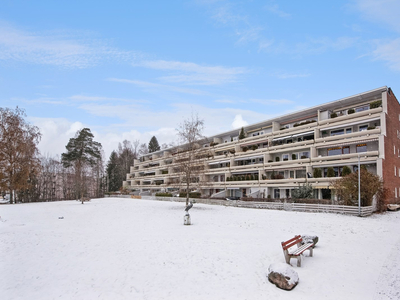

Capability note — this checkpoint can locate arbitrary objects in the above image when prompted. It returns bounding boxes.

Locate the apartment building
[123,86,400,203]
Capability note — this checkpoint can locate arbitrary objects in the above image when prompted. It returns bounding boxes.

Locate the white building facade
[123,87,400,203]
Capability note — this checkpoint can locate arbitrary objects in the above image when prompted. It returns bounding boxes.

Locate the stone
[302,235,319,247]
[184,214,191,225]
[268,263,299,291]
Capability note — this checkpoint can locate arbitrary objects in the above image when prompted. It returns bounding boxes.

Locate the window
[357,143,367,153]
[331,129,344,136]
[328,147,342,156]
[342,146,350,154]
[355,105,369,112]
[300,151,310,159]
[346,128,352,134]
[274,189,280,199]
[359,125,368,131]
[282,154,289,161]
[395,166,397,177]
[396,188,398,198]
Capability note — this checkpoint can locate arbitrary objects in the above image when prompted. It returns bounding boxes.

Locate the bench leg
[283,251,291,265]
[309,247,313,257]
[297,255,302,267]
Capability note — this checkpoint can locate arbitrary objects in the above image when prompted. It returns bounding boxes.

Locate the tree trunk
[186,181,189,206]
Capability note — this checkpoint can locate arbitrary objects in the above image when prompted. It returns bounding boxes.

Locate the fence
[106,195,374,217]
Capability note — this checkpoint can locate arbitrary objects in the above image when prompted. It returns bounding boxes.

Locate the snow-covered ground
[1,198,399,300]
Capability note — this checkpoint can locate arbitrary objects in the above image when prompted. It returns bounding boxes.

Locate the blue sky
[1,0,400,158]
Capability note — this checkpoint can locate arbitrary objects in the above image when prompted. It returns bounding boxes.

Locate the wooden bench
[281,235,314,267]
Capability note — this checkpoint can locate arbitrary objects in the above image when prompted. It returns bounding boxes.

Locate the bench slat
[289,243,313,256]
[281,235,302,250]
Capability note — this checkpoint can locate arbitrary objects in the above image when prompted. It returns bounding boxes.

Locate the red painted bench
[281,235,314,267]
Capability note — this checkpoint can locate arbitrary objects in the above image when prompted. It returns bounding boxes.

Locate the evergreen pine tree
[106,151,122,192]
[61,128,102,203]
[148,136,161,153]
[239,127,246,140]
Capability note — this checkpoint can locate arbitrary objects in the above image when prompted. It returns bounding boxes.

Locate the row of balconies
[129,149,379,181]
[129,110,382,181]
[131,106,382,170]
[131,132,380,177]
[126,151,378,189]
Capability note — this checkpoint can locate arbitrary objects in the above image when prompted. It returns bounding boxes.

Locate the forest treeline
[0,107,164,203]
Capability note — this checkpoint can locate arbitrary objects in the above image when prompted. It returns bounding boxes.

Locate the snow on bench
[281,235,314,267]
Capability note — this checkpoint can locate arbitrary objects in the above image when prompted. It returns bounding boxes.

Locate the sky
[1,0,400,159]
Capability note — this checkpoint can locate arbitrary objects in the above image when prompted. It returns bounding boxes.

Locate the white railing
[112,195,374,217]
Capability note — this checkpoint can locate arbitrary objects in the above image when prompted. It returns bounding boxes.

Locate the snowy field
[1,198,400,300]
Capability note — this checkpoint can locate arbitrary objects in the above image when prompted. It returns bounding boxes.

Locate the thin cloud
[0,23,137,68]
[264,4,291,19]
[353,0,400,32]
[108,78,207,95]
[215,99,236,104]
[250,98,295,105]
[372,38,400,71]
[69,95,149,103]
[137,60,247,85]
[199,1,268,48]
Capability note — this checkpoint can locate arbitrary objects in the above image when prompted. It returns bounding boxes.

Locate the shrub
[283,158,288,161]
[275,157,280,162]
[330,112,338,118]
[242,146,248,152]
[367,126,376,130]
[210,142,219,146]
[280,127,286,130]
[293,123,299,127]
[292,154,297,160]
[313,168,322,178]
[156,192,172,197]
[251,145,258,151]
[179,192,201,198]
[262,174,266,180]
[255,174,259,180]
[341,166,351,177]
[301,155,307,159]
[268,160,273,163]
[348,108,355,114]
[370,100,382,109]
[327,167,335,177]
[291,183,313,200]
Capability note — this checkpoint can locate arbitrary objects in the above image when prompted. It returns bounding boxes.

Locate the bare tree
[133,139,140,158]
[0,107,41,204]
[138,143,149,157]
[118,140,136,176]
[175,113,207,205]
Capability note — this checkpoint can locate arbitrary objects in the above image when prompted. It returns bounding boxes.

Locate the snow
[1,198,400,300]
[268,263,299,285]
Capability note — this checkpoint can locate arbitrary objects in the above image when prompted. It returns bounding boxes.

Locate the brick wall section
[382,88,400,204]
